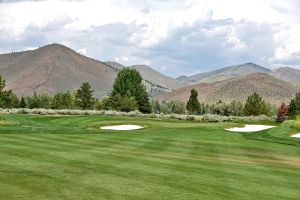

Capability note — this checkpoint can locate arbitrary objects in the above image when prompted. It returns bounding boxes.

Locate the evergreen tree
[19,97,27,108]
[244,92,268,116]
[52,91,75,109]
[295,92,300,107]
[27,92,40,108]
[186,89,200,114]
[110,68,151,113]
[39,93,51,109]
[289,92,300,117]
[288,98,299,119]
[137,89,151,113]
[0,75,18,108]
[75,82,95,110]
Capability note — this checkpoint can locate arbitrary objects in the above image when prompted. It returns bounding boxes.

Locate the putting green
[0,114,299,200]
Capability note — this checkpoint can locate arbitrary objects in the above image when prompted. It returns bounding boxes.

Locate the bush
[276,102,289,122]
[202,114,232,122]
[160,100,186,114]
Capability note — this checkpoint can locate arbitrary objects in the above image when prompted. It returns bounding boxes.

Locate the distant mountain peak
[178,62,271,84]
[271,66,300,83]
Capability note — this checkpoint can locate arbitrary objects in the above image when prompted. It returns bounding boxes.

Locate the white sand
[225,124,275,132]
[291,133,300,138]
[100,125,143,130]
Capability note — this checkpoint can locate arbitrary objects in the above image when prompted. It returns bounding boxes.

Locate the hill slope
[270,67,300,83]
[0,43,118,97]
[158,73,300,105]
[104,61,125,70]
[177,63,271,84]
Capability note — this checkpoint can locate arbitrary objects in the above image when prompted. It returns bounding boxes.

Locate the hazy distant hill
[131,65,182,95]
[177,63,271,84]
[104,61,125,70]
[270,67,300,83]
[0,44,181,97]
[158,73,300,105]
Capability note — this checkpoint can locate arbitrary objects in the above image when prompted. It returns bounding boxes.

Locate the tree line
[151,90,277,117]
[0,68,299,121]
[0,68,151,113]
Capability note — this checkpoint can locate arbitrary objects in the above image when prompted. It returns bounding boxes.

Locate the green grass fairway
[0,114,299,200]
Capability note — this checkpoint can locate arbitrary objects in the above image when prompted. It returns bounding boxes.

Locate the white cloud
[77,48,87,55]
[0,0,300,77]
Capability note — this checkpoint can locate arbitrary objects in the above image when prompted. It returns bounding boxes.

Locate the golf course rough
[0,114,299,200]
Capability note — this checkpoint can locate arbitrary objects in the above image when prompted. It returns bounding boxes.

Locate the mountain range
[158,73,300,105]
[0,43,299,105]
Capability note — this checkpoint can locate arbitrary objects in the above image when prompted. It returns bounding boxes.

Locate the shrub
[276,102,289,122]
[202,114,232,122]
[160,100,186,114]
[150,99,161,114]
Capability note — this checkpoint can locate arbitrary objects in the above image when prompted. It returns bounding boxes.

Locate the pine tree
[186,89,200,114]
[288,98,299,119]
[75,82,95,110]
[27,92,40,108]
[244,92,267,116]
[137,89,151,113]
[19,97,27,108]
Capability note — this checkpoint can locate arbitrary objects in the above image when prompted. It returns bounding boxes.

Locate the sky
[0,0,300,77]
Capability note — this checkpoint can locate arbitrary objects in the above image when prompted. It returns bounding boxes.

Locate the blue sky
[0,0,300,77]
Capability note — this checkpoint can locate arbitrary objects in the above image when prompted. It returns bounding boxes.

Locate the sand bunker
[100,125,143,130]
[226,124,275,132]
[291,133,300,138]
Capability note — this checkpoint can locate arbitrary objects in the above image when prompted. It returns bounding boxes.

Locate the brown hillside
[0,43,118,97]
[157,73,300,105]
